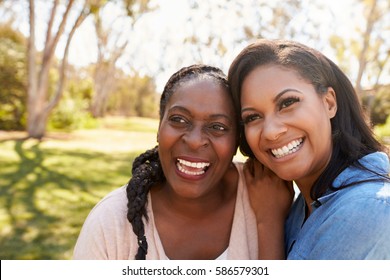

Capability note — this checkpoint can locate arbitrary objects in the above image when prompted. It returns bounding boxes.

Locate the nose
[182,125,209,149]
[262,117,287,141]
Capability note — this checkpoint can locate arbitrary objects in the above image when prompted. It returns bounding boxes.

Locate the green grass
[0,117,159,259]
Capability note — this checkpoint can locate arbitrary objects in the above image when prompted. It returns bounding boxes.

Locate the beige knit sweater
[73,162,258,260]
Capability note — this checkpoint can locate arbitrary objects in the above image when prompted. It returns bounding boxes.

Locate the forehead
[242,65,306,92]
[247,64,301,82]
[167,79,234,114]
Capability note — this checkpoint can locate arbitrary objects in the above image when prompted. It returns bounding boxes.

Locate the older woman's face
[240,64,337,188]
[157,79,238,198]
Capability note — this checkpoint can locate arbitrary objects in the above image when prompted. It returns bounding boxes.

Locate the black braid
[126,64,231,259]
[126,146,165,259]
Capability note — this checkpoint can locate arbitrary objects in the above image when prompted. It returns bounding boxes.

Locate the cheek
[315,120,333,151]
[244,126,261,151]
[215,136,237,160]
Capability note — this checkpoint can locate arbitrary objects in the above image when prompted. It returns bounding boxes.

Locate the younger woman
[228,39,390,259]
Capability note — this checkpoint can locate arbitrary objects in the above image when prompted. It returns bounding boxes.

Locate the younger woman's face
[240,64,337,188]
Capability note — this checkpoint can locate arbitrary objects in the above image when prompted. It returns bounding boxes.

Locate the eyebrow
[241,88,303,114]
[168,106,191,115]
[273,88,303,102]
[168,106,233,122]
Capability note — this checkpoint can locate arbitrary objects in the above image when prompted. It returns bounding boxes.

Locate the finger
[244,158,254,176]
[261,164,279,178]
[243,159,254,184]
[252,159,266,179]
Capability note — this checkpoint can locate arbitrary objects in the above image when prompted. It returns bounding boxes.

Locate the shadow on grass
[0,139,142,259]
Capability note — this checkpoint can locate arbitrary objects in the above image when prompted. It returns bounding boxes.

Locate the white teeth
[177,158,210,168]
[177,164,205,175]
[271,138,303,158]
[176,158,210,176]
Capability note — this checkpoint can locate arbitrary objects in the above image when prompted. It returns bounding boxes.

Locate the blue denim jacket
[285,152,390,259]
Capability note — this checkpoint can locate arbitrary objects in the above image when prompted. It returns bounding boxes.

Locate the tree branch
[46,2,89,113]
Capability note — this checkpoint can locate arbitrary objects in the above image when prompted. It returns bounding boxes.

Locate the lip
[269,137,304,159]
[175,156,211,180]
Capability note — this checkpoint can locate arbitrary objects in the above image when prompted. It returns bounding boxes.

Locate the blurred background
[0,0,389,259]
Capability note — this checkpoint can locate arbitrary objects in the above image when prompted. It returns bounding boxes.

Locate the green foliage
[0,24,27,130]
[370,86,390,125]
[0,23,25,45]
[67,77,94,101]
[374,115,390,144]
[107,72,159,118]
[48,78,97,131]
[48,98,98,131]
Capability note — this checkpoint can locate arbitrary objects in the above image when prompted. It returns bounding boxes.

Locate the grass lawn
[0,117,159,259]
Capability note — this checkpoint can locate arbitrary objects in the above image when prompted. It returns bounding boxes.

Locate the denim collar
[314,152,389,208]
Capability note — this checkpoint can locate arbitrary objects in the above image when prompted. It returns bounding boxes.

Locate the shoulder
[288,183,390,259]
[232,161,244,183]
[333,181,390,208]
[318,183,390,255]
[333,152,389,188]
[78,185,130,243]
[219,162,242,197]
[231,161,254,212]
[73,186,138,259]
[318,180,390,224]
[87,186,129,219]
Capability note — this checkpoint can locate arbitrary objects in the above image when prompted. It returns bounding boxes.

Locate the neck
[152,164,238,219]
[295,179,315,216]
[151,183,229,220]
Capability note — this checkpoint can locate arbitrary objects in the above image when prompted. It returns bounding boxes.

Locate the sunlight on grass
[0,117,159,259]
[101,116,159,132]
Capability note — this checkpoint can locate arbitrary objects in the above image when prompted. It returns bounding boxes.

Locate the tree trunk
[26,0,86,139]
[26,104,50,139]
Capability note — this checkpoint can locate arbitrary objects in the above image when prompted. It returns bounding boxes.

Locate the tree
[106,71,158,118]
[90,0,151,118]
[354,0,389,98]
[329,0,389,121]
[0,24,27,130]
[27,0,91,139]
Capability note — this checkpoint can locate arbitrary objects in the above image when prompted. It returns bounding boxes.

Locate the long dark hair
[228,39,387,200]
[126,64,231,259]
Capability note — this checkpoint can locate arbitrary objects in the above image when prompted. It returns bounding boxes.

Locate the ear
[156,122,162,143]
[323,87,337,119]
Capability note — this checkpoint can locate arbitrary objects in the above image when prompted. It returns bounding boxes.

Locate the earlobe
[157,123,162,143]
[324,87,337,118]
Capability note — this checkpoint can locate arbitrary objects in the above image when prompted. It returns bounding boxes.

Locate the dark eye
[209,123,228,132]
[242,114,261,125]
[169,115,188,125]
[280,97,300,109]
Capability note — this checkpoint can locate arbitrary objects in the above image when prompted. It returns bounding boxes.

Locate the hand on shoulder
[243,158,294,224]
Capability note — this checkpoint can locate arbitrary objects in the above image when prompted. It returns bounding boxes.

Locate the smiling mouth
[271,138,303,158]
[176,158,210,176]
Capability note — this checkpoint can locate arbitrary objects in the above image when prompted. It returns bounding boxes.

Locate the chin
[272,169,300,182]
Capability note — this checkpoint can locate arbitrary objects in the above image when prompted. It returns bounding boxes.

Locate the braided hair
[126,64,231,259]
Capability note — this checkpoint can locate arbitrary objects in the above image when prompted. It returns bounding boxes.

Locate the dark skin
[244,158,294,259]
[151,80,240,259]
[151,163,238,260]
[149,78,292,260]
